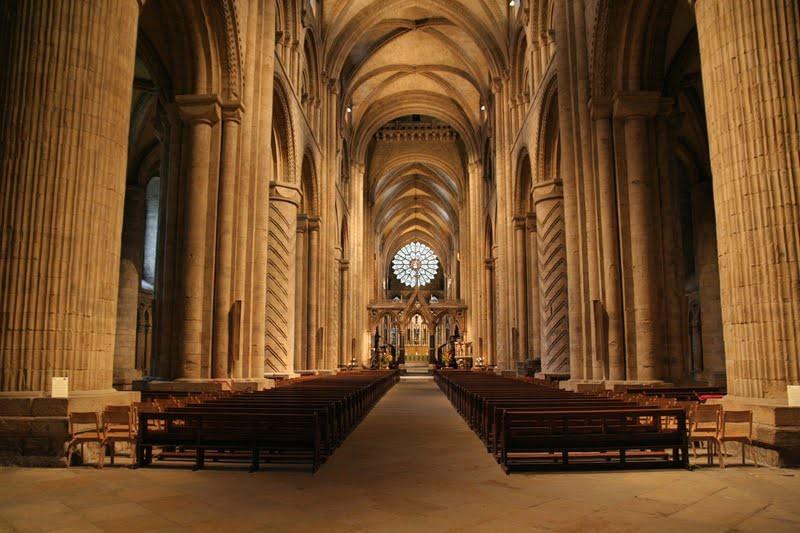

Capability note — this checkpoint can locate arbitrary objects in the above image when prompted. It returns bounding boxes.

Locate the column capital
[339,259,350,272]
[526,213,537,232]
[513,215,527,230]
[221,101,244,123]
[589,97,613,121]
[613,91,661,120]
[269,181,302,206]
[532,179,563,204]
[296,213,309,233]
[175,94,221,125]
[307,215,321,232]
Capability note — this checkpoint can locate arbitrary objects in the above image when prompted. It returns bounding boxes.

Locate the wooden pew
[136,370,398,473]
[435,370,689,473]
[500,408,688,472]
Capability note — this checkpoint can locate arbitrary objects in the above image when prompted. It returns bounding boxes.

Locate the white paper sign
[788,385,800,406]
[51,377,69,398]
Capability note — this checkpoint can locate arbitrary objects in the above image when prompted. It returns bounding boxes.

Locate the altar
[405,344,428,363]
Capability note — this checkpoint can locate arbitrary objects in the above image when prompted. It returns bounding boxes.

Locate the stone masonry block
[0,398,33,417]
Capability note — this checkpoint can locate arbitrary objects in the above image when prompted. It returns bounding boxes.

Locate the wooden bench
[500,408,688,472]
[137,411,322,472]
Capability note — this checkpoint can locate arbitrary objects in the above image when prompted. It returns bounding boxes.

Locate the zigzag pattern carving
[265,203,296,373]
[537,201,569,374]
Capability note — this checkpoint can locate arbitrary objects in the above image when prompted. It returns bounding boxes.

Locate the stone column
[691,181,725,382]
[614,92,662,381]
[114,186,146,388]
[294,215,308,371]
[592,101,626,380]
[265,183,301,374]
[175,95,220,380]
[513,216,529,361]
[553,2,584,380]
[211,103,242,379]
[533,180,570,376]
[0,0,140,392]
[483,259,495,365]
[695,0,800,399]
[526,214,541,361]
[339,260,351,366]
[307,217,321,368]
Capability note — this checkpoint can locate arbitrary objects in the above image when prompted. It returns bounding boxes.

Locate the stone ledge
[0,389,139,467]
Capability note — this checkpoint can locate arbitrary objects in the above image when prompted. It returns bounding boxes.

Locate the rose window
[392,241,439,287]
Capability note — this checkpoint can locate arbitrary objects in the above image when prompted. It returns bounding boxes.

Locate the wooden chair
[103,406,136,466]
[133,401,160,433]
[719,410,758,468]
[689,404,722,465]
[65,412,105,468]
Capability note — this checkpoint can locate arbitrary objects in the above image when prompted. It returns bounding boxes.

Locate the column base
[560,379,606,392]
[708,395,800,467]
[231,378,271,391]
[0,389,140,467]
[603,380,669,392]
[133,378,271,393]
[113,368,143,390]
[535,373,571,386]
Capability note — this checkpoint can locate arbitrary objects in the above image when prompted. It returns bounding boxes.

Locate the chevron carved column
[265,183,301,375]
[533,180,570,376]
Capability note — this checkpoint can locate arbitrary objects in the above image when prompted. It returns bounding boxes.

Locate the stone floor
[2,381,800,532]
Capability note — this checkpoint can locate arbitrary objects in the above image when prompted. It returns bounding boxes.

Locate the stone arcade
[0,0,799,525]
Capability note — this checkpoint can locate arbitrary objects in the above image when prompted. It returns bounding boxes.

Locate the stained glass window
[392,241,439,287]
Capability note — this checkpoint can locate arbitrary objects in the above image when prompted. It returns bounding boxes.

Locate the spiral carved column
[265,183,300,375]
[533,180,570,376]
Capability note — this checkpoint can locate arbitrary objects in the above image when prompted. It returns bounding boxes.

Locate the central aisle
[321,380,497,479]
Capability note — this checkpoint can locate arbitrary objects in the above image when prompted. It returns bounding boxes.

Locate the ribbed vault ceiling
[329,0,507,286]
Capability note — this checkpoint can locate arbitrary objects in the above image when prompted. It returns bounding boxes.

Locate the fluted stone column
[526,214,542,361]
[265,183,300,374]
[614,92,663,381]
[175,95,220,380]
[211,104,242,379]
[513,216,529,361]
[0,0,140,392]
[592,101,626,380]
[114,186,146,388]
[695,0,800,400]
[533,180,570,376]
[307,218,321,368]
